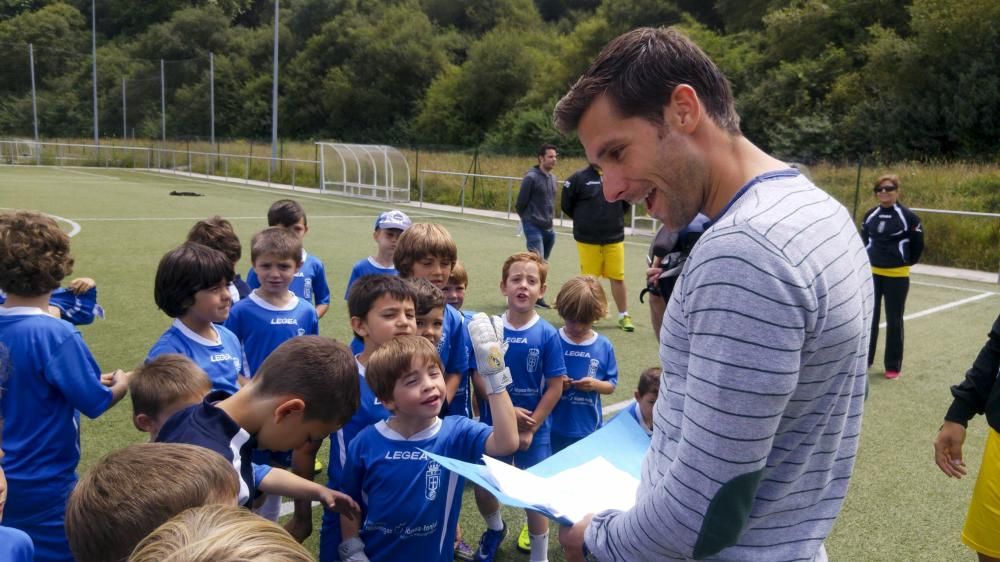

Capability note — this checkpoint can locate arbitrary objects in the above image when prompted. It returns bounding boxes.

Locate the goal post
[316,142,410,202]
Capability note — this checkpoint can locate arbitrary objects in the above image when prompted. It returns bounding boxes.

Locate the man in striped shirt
[554,27,873,561]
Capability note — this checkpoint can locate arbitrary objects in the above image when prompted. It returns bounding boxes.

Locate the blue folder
[425,410,651,525]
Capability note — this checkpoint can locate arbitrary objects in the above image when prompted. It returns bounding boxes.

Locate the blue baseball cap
[375,209,412,231]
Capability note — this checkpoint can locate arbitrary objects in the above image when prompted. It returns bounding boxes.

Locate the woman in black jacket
[860,174,924,379]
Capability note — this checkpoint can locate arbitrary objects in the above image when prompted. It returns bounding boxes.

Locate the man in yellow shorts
[561,164,634,332]
[934,312,1000,561]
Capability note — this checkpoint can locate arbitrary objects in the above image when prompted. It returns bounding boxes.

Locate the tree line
[0,0,996,161]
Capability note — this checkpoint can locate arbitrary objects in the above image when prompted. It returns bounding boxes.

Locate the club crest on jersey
[587,358,599,377]
[526,348,540,373]
[297,328,305,336]
[425,461,441,500]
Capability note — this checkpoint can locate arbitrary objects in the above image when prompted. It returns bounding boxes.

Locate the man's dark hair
[537,143,558,158]
[154,244,234,318]
[267,199,306,228]
[553,27,740,136]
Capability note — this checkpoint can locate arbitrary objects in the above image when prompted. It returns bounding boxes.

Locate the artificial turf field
[2,164,998,561]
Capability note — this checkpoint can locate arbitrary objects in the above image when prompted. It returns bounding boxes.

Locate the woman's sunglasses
[873,184,898,193]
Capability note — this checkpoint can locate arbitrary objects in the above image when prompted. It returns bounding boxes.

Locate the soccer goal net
[316,142,410,203]
[1,138,41,164]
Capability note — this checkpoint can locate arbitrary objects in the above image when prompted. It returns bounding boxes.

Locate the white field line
[910,280,992,294]
[54,167,122,180]
[879,291,996,329]
[0,207,80,237]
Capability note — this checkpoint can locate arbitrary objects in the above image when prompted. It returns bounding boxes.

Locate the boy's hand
[561,375,573,391]
[68,277,96,294]
[318,488,361,521]
[572,377,599,392]
[514,407,536,432]
[468,313,512,394]
[933,421,968,478]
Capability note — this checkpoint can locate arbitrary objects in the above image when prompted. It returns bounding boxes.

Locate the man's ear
[667,84,701,133]
[274,397,306,422]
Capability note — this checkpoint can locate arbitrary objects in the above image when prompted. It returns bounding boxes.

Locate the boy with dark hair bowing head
[65,443,240,562]
[247,199,331,318]
[148,243,246,393]
[156,336,361,522]
[339,332,518,562]
[0,210,130,562]
[130,354,212,441]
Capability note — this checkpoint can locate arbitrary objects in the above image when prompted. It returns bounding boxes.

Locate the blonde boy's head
[393,223,458,277]
[128,504,313,562]
[0,210,74,297]
[66,443,239,562]
[365,335,444,404]
[130,354,211,439]
[501,251,549,286]
[555,275,608,324]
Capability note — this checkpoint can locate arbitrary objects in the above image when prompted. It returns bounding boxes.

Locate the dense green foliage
[1,0,997,160]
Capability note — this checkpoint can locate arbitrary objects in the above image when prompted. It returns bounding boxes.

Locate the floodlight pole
[121,78,126,139]
[210,51,215,147]
[160,59,166,143]
[270,0,279,171]
[92,0,98,144]
[29,43,38,141]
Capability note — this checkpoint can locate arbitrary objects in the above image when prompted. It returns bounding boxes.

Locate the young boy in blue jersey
[0,210,130,562]
[1,449,35,561]
[550,276,618,453]
[65,443,239,562]
[393,223,470,413]
[130,354,212,441]
[148,243,247,393]
[227,227,319,376]
[443,261,479,422]
[345,209,412,299]
[187,216,252,303]
[227,226,320,519]
[247,199,331,318]
[156,336,361,523]
[311,275,416,559]
[338,331,518,562]
[475,251,567,561]
[624,367,660,436]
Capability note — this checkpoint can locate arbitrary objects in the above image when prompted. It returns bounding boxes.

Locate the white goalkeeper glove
[468,312,512,395]
[339,537,369,562]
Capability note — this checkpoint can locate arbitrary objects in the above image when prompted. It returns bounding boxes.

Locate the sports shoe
[454,538,475,561]
[618,314,635,332]
[885,370,901,380]
[474,522,507,562]
[516,522,530,552]
[535,298,551,309]
[314,459,324,475]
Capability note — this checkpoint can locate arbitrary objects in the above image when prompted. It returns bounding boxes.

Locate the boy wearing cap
[344,210,412,300]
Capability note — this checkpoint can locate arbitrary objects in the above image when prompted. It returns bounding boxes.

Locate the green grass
[1,165,998,560]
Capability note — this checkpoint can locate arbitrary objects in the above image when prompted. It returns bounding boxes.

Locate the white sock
[619,311,630,319]
[529,532,549,561]
[483,509,503,532]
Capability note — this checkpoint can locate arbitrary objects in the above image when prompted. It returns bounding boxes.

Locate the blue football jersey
[440,304,469,377]
[323,359,391,550]
[225,291,319,376]
[248,250,331,307]
[494,313,566,441]
[0,307,113,489]
[342,417,491,562]
[550,328,618,439]
[445,309,477,418]
[147,319,245,395]
[345,258,398,299]
[156,390,271,507]
[0,527,33,562]
[0,287,103,325]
